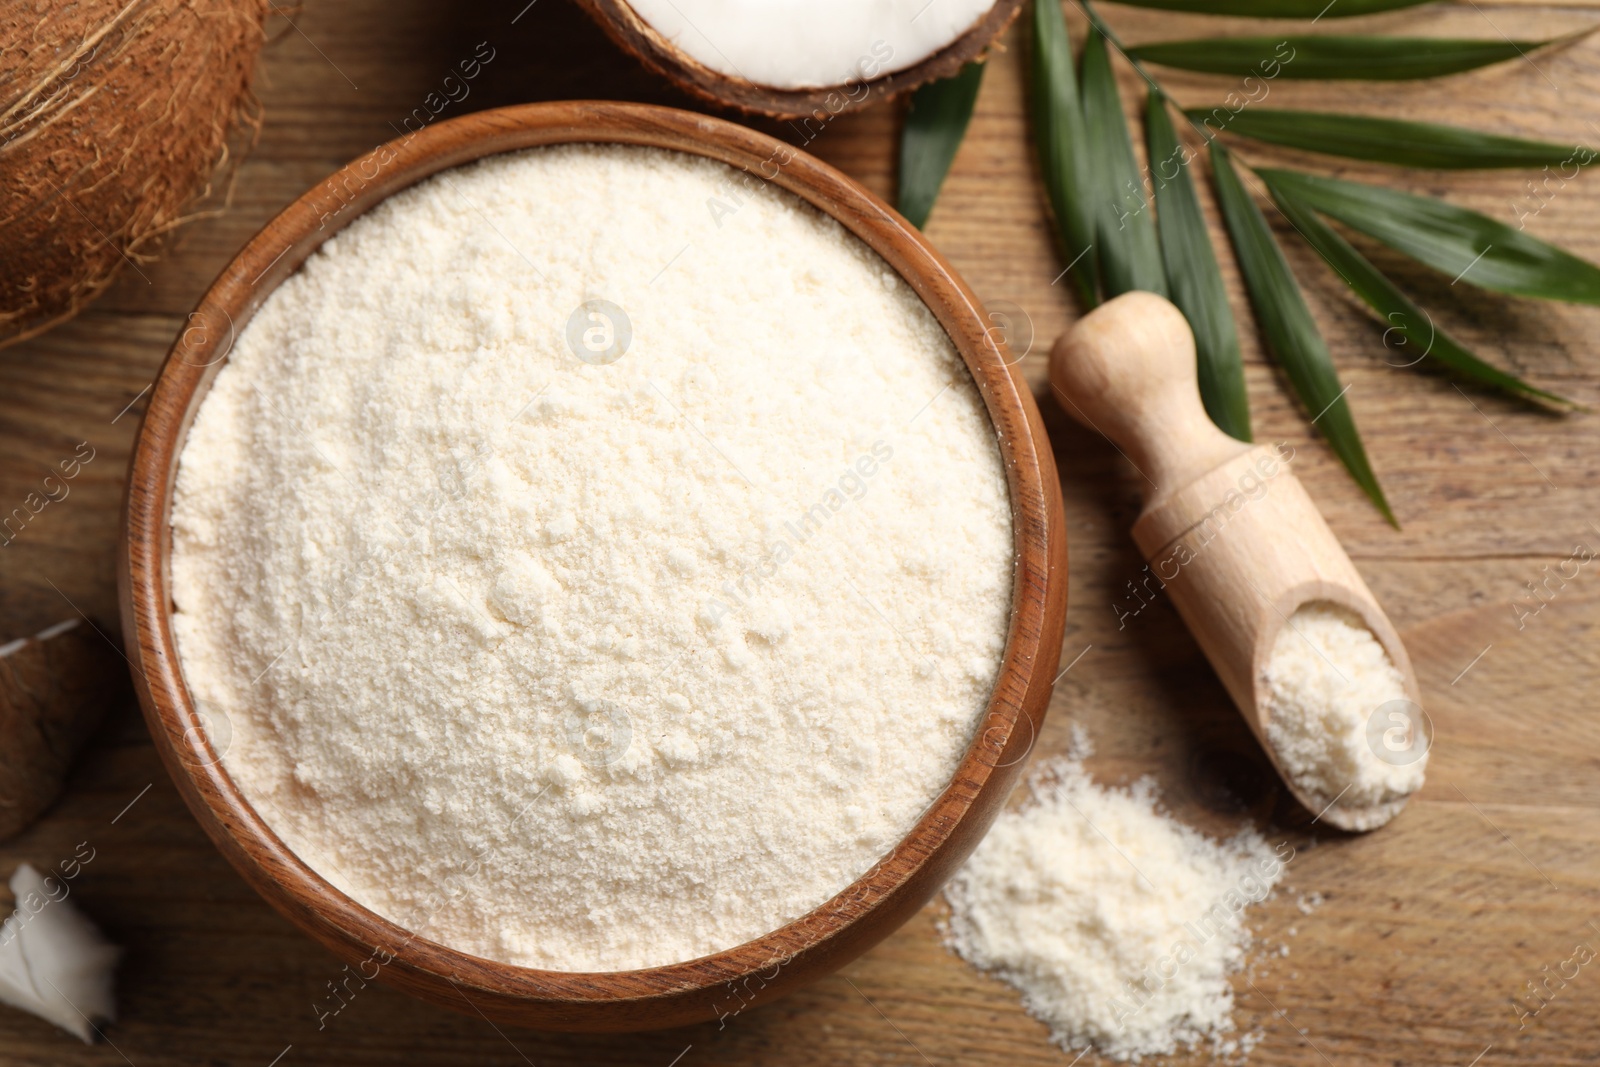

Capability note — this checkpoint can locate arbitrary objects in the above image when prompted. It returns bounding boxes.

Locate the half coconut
[575,0,1024,118]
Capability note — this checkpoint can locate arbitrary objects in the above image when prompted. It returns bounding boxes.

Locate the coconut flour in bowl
[169,144,1014,972]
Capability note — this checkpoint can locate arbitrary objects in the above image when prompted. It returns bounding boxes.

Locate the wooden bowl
[118,101,1068,1032]
[574,0,1024,119]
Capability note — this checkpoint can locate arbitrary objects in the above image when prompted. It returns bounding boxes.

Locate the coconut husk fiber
[0,0,269,348]
[0,618,126,841]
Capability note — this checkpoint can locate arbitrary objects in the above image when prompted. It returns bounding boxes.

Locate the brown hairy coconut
[0,618,124,841]
[0,0,269,348]
[574,0,1023,120]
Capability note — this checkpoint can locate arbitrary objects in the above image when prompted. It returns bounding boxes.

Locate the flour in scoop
[170,144,1013,971]
[944,732,1289,1060]
[1262,602,1427,818]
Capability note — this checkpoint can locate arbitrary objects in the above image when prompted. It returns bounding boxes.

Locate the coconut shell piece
[0,0,270,348]
[573,0,1023,119]
[0,620,123,842]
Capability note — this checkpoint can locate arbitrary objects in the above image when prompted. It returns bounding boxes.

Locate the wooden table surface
[3,1,1599,1064]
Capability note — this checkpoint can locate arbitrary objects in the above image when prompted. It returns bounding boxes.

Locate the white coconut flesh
[0,864,119,1043]
[624,0,998,90]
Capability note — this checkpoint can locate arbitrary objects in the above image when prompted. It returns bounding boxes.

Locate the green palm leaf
[1194,108,1592,169]
[1147,91,1250,439]
[1259,169,1600,304]
[1031,0,1101,306]
[1209,145,1396,524]
[898,63,986,228]
[1082,27,1167,297]
[1266,180,1576,407]
[1129,34,1570,80]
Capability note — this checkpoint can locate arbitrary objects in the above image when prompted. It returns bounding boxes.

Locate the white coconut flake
[0,864,120,1043]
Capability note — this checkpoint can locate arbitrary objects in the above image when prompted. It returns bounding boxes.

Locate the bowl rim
[118,99,1066,1029]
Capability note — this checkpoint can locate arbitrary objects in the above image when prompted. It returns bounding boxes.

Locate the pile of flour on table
[945,732,1289,1060]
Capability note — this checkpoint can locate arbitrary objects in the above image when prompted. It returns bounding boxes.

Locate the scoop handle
[1051,293,1423,832]
[1049,291,1250,507]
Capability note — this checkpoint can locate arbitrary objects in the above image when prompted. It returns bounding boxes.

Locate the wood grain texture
[0,0,1597,1063]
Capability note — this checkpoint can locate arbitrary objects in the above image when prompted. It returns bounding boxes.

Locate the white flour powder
[1262,602,1426,815]
[170,144,1013,971]
[944,735,1287,1060]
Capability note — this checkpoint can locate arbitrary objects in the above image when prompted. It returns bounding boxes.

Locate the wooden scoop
[1051,291,1424,832]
